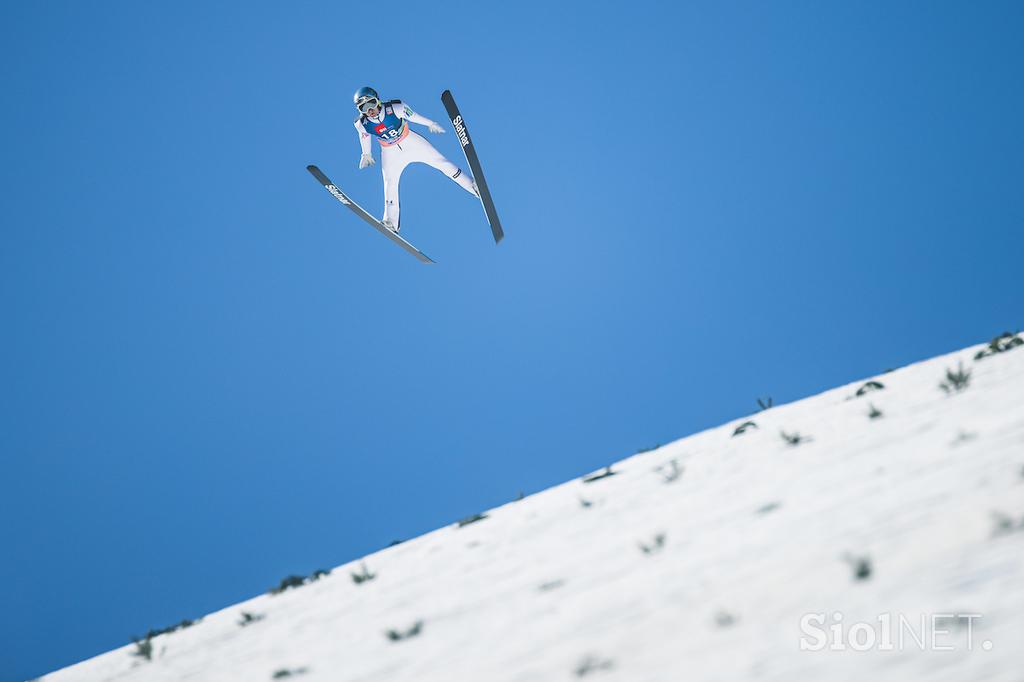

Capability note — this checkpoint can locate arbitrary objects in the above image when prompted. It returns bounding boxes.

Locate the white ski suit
[354,100,477,228]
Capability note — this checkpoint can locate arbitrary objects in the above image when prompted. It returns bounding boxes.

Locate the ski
[306,165,435,264]
[440,90,504,244]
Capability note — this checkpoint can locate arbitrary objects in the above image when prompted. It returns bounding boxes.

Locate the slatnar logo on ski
[453,115,470,147]
[326,184,351,205]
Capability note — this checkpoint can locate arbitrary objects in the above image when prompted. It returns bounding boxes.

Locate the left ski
[306,165,435,264]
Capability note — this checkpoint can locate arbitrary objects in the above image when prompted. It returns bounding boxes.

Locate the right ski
[306,164,435,264]
[441,90,504,244]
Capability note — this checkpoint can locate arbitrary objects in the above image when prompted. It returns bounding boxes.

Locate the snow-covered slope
[44,338,1024,682]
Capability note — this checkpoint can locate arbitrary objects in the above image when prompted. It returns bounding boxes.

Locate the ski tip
[441,89,452,100]
[306,164,319,172]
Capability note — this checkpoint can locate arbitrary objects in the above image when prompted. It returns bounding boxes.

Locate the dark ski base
[306,165,434,264]
[441,90,504,244]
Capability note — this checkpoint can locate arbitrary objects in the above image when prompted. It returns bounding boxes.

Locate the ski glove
[359,154,375,169]
[428,122,445,134]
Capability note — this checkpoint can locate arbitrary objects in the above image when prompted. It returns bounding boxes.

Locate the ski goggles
[357,96,381,113]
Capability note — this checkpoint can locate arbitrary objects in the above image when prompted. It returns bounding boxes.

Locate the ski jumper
[354,100,476,227]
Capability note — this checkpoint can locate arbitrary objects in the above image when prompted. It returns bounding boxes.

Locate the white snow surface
[44,340,1024,682]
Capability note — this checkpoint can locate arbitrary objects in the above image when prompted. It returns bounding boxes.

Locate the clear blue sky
[2,2,1022,679]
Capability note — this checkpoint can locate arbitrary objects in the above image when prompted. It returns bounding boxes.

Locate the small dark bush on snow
[733,420,758,436]
[856,381,885,397]
[457,513,488,528]
[386,620,423,642]
[639,533,666,555]
[657,459,683,483]
[269,569,331,595]
[582,467,616,483]
[129,617,201,658]
[238,612,264,627]
[781,431,812,446]
[351,563,376,584]
[974,331,1023,360]
[940,363,971,394]
[715,611,737,627]
[991,511,1024,537]
[575,655,615,677]
[130,636,153,662]
[842,553,872,581]
[272,667,308,678]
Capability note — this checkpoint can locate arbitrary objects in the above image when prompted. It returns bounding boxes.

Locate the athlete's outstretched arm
[396,101,445,134]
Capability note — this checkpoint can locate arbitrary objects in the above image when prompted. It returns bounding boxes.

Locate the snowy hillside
[43,335,1024,682]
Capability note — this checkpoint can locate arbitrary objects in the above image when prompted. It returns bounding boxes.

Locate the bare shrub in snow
[269,576,305,594]
[129,617,201,656]
[147,619,199,638]
[733,420,758,436]
[129,636,153,662]
[272,667,308,678]
[757,396,773,411]
[456,513,488,528]
[238,612,264,627]
[856,380,885,396]
[842,554,872,581]
[386,620,423,642]
[351,563,376,584]
[575,655,615,677]
[639,533,666,555]
[951,430,978,446]
[781,431,812,446]
[656,459,683,483]
[991,511,1024,537]
[582,467,616,484]
[974,331,1023,360]
[714,610,737,627]
[940,363,971,394]
[269,569,331,595]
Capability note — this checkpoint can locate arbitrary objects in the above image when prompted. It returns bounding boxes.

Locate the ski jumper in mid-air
[353,86,478,231]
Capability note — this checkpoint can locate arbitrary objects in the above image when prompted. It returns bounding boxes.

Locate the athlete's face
[365,106,379,117]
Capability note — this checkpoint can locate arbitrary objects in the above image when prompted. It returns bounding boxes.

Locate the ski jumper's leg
[380,144,411,227]
[405,132,478,196]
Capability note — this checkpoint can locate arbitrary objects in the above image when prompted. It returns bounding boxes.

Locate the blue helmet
[354,86,380,113]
